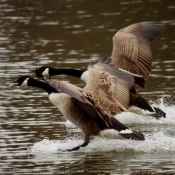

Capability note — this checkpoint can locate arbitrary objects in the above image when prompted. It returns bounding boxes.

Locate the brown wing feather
[94,56,134,89]
[111,21,165,80]
[82,65,131,118]
[46,79,86,102]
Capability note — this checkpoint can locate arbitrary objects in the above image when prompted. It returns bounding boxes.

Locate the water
[1,0,175,174]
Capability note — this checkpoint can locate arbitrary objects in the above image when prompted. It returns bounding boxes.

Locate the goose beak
[30,68,43,79]
[28,69,36,77]
[9,80,19,87]
[29,72,36,77]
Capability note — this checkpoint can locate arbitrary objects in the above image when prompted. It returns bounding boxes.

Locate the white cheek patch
[42,68,49,76]
[21,78,29,86]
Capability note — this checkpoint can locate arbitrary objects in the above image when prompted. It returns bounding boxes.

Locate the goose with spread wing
[10,63,144,151]
[29,21,166,119]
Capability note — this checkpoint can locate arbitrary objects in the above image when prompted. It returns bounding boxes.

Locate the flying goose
[30,57,166,119]
[29,21,166,119]
[10,63,145,151]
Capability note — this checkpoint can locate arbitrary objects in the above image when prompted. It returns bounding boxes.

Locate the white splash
[30,131,175,154]
[116,98,175,125]
[30,100,175,154]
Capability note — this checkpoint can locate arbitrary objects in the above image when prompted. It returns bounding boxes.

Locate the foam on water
[30,131,175,154]
[30,100,175,154]
[117,98,175,125]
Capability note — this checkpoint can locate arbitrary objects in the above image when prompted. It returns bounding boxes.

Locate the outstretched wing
[82,62,131,119]
[111,21,165,80]
[46,79,85,101]
[93,56,134,89]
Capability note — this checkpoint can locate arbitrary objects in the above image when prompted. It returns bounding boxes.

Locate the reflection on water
[1,0,175,173]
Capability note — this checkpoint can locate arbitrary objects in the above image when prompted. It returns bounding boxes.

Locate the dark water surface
[1,0,175,174]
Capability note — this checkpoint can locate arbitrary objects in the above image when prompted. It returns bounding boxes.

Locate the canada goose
[30,57,166,119]
[29,21,166,119]
[10,64,145,151]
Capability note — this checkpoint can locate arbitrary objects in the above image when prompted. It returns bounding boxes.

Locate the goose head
[10,75,58,94]
[10,75,31,87]
[29,66,52,77]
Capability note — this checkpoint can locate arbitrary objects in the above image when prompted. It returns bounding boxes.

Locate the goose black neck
[50,68,86,78]
[28,78,58,95]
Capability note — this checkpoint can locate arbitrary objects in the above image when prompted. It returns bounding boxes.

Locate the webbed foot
[58,141,89,152]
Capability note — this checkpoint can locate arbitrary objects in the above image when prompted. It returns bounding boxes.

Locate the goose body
[48,92,102,138]
[11,63,145,151]
[30,57,166,119]
[29,21,166,119]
